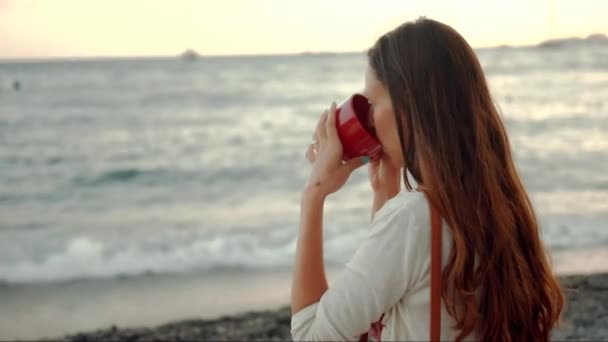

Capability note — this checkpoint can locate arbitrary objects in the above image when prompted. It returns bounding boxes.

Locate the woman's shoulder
[374,189,429,223]
[370,190,430,237]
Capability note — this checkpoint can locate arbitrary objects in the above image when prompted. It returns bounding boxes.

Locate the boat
[180,49,200,61]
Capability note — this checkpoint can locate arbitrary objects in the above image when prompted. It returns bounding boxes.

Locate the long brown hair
[368,18,565,341]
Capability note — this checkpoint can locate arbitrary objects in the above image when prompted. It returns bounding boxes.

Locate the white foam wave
[0,225,365,284]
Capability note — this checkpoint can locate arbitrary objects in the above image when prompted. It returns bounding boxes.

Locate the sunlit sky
[0,0,607,58]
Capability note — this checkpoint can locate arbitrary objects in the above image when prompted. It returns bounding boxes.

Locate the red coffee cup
[335,93,382,161]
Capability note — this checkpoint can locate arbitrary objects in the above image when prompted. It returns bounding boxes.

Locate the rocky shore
[48,272,607,341]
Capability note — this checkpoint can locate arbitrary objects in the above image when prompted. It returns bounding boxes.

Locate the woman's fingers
[307,103,338,164]
[305,142,317,163]
[315,110,328,143]
[325,102,338,140]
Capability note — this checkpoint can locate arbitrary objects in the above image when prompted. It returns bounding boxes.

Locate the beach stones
[51,274,607,342]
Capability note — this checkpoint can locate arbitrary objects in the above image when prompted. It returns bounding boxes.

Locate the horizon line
[0,32,605,63]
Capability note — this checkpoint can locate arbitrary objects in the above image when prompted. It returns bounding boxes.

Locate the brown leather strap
[430,204,442,341]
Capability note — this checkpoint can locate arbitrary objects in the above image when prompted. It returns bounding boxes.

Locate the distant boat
[180,49,200,61]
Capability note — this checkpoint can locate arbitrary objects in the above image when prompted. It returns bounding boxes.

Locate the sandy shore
[0,268,298,341]
[42,272,608,341]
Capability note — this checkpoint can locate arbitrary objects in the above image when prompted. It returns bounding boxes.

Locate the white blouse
[291,190,476,341]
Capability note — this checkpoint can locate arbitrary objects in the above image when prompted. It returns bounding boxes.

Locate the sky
[0,0,607,58]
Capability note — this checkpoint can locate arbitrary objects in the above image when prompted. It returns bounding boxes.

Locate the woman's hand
[304,102,367,198]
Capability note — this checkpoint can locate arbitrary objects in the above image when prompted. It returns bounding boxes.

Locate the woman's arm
[290,200,426,341]
[292,102,366,314]
[291,188,329,314]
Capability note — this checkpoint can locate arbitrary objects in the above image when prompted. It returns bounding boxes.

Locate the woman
[290,18,565,341]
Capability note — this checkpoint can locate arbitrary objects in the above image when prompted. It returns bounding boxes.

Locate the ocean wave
[70,164,293,189]
[0,222,370,285]
[71,167,189,186]
[0,232,295,284]
[73,168,144,185]
[1,216,606,285]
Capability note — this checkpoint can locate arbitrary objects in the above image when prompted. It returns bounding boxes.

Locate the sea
[0,43,607,338]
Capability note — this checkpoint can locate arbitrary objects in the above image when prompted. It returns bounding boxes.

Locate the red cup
[335,93,382,161]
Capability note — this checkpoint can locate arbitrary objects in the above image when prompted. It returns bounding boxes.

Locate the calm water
[1,45,607,284]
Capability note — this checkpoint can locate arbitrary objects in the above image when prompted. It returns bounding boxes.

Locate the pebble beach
[47,272,608,341]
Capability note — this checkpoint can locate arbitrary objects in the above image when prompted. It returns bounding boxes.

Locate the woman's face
[363,65,404,168]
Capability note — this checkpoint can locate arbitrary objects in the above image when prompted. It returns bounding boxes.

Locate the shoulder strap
[430,203,442,341]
